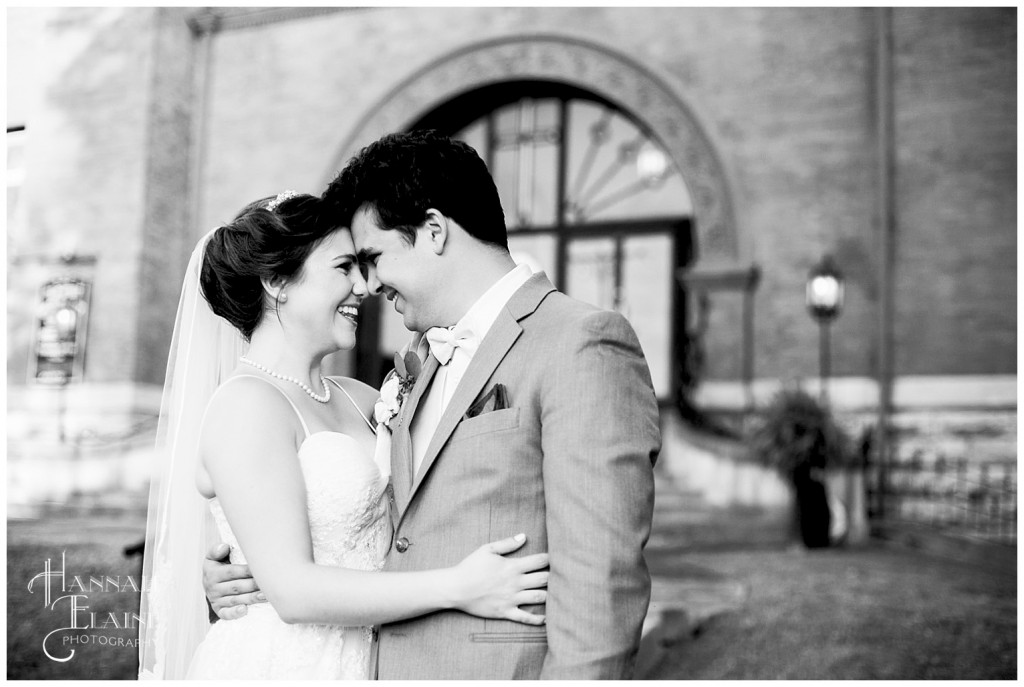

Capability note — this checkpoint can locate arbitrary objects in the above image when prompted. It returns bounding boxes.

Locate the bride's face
[279,228,367,355]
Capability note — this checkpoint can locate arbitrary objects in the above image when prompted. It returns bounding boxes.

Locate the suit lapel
[407,313,522,502]
[405,273,557,504]
[391,352,438,513]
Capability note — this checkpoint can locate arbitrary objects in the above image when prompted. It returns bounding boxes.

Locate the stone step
[653,492,710,514]
[650,510,715,533]
[637,576,749,678]
[654,467,708,499]
[649,577,747,620]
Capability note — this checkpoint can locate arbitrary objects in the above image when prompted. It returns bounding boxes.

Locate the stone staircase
[637,465,754,676]
[637,422,803,674]
[648,435,793,556]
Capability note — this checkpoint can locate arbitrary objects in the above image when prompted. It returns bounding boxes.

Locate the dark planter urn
[793,465,831,548]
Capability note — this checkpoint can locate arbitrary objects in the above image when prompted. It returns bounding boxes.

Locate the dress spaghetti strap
[326,377,376,432]
[214,374,312,438]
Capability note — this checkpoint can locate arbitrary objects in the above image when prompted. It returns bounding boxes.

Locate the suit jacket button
[395,537,410,553]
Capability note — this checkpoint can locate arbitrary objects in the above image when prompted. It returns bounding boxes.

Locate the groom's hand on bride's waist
[203,542,267,620]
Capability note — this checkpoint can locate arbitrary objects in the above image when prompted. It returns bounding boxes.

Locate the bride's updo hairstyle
[200,192,332,340]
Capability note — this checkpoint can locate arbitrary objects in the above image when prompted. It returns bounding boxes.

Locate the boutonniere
[374,347,423,431]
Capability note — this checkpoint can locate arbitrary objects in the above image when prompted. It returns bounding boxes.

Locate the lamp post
[806,255,844,404]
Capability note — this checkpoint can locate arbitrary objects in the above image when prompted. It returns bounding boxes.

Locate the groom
[205,130,661,679]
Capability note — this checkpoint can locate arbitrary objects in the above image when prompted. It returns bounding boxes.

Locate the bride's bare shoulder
[202,375,301,446]
[198,376,306,496]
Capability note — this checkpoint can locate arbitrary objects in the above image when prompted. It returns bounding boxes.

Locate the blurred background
[6,6,1016,680]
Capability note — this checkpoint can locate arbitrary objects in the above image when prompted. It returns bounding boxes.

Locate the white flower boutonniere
[374,370,404,430]
[374,344,423,432]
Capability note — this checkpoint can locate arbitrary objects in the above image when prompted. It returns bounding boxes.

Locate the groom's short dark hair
[324,129,508,250]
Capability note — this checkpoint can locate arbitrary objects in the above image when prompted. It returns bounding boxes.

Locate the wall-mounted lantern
[31,277,91,386]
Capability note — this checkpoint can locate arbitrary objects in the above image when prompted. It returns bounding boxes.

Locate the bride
[138,191,548,679]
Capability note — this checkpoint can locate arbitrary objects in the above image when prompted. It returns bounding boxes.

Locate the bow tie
[425,326,478,365]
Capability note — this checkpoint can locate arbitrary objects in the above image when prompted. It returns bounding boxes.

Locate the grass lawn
[8,512,1017,680]
[644,544,1017,679]
[8,513,147,680]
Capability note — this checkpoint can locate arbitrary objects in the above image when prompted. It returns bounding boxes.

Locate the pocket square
[466,383,509,419]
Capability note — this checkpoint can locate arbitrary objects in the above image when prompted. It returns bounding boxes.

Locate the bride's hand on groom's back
[202,542,267,620]
[449,533,549,626]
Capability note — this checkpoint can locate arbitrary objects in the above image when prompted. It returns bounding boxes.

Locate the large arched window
[364,82,694,403]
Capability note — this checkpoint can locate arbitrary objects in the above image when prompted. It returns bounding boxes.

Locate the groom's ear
[422,208,449,256]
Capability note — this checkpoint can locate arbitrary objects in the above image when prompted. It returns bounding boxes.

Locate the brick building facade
[6,7,1016,508]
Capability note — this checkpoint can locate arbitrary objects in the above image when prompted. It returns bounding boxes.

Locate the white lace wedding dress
[186,377,392,680]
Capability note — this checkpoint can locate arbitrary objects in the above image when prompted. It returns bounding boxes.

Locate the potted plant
[751,387,853,548]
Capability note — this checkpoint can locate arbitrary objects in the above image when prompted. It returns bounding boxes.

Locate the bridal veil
[138,228,247,679]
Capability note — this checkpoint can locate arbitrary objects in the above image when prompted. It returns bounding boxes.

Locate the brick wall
[892,8,1016,376]
[8,7,1015,390]
[196,7,1014,383]
[5,6,1014,512]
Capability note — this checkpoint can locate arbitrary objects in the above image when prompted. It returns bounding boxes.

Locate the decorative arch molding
[329,33,737,261]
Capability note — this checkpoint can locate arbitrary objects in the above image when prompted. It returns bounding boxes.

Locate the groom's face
[352,204,442,333]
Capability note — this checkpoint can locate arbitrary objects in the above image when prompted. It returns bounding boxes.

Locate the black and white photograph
[6,4,1017,680]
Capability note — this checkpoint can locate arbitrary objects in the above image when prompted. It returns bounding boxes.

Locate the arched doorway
[328,35,736,260]
[357,81,693,407]
[333,36,739,412]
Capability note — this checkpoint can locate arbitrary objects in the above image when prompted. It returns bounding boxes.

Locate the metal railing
[867,452,1016,543]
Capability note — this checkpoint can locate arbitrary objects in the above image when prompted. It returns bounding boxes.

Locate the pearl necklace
[239,357,330,403]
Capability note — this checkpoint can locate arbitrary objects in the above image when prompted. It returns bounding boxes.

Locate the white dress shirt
[410,263,533,476]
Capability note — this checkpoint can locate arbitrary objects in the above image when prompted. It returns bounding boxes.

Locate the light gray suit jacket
[377,273,661,680]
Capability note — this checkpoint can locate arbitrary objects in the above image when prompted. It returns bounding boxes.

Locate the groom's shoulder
[538,288,625,324]
[531,289,637,342]
[535,287,600,320]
